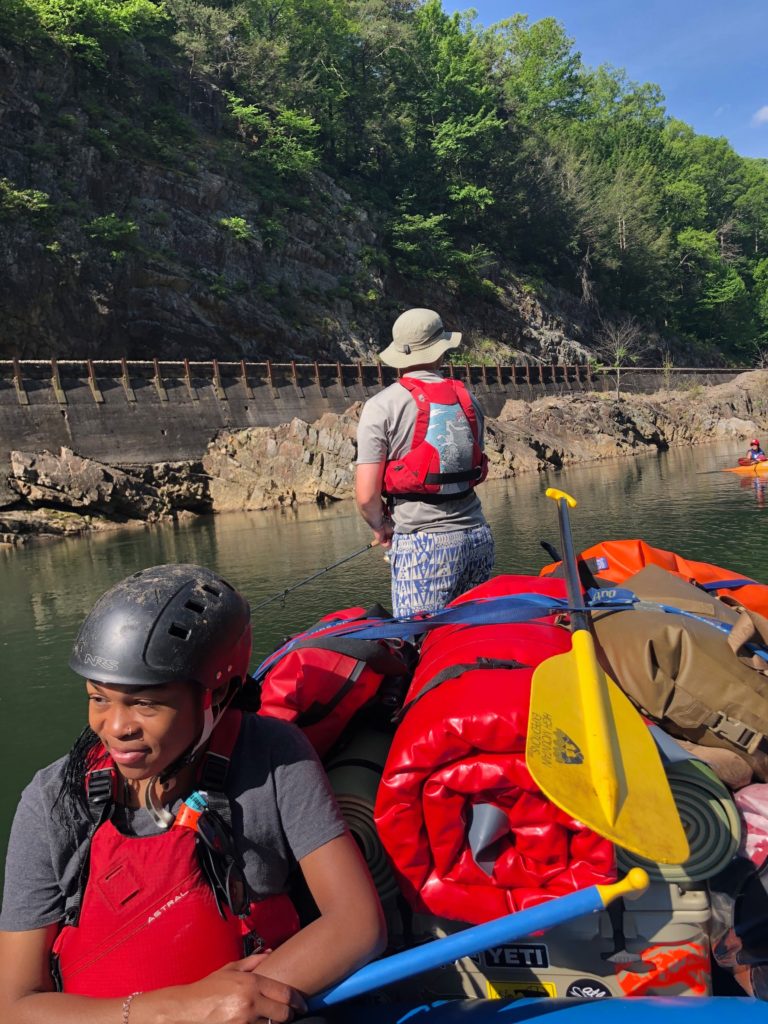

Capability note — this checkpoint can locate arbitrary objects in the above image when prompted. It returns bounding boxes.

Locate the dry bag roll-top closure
[383,378,487,503]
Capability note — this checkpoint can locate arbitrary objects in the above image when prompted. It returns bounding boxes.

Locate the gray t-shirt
[0,715,347,932]
[356,370,488,534]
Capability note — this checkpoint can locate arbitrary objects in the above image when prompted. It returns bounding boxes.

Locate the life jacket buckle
[200,751,230,792]
[709,711,763,754]
[86,768,115,809]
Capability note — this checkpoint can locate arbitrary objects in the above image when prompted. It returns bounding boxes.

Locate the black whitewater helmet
[69,563,252,692]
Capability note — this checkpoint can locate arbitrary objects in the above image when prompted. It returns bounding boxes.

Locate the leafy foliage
[4,0,768,362]
[0,178,50,219]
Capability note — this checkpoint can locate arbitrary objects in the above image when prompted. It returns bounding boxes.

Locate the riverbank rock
[4,370,768,543]
[202,411,359,511]
[9,448,167,520]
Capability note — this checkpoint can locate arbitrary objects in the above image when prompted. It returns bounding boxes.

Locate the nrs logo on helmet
[82,653,119,673]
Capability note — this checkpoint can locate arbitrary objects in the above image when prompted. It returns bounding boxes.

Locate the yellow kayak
[723,461,768,475]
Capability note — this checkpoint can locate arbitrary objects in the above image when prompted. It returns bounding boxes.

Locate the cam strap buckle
[708,711,764,754]
[86,767,115,811]
[200,752,230,792]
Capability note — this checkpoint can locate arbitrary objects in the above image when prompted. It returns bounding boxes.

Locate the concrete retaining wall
[0,360,745,465]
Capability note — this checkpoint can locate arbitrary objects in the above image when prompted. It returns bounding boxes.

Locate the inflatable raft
[255,539,768,1019]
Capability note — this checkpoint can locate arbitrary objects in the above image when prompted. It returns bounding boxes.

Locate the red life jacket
[51,709,300,998]
[383,377,488,502]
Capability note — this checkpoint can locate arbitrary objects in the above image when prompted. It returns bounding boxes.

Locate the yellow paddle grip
[545,487,577,508]
[596,868,650,907]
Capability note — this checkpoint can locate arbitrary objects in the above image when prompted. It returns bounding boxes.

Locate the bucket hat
[379,308,461,368]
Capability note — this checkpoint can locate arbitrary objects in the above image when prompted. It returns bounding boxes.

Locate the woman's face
[86,680,203,781]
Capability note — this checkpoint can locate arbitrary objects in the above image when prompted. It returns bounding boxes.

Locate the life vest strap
[391,489,472,505]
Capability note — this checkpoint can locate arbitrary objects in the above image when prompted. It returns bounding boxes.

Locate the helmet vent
[185,599,205,614]
[168,622,192,640]
[202,584,221,598]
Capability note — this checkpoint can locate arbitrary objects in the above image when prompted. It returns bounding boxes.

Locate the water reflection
[740,476,768,507]
[2,438,768,865]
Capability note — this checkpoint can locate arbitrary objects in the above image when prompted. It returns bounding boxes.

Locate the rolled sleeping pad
[324,728,400,905]
[618,757,741,883]
[307,871,650,1010]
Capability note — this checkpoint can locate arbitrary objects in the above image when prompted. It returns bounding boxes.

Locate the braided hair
[53,726,101,827]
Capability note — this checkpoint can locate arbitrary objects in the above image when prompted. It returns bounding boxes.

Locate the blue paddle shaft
[307,884,604,1010]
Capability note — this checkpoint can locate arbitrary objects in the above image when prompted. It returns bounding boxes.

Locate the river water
[2,439,766,866]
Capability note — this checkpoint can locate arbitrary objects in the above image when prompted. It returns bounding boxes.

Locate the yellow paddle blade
[527,629,689,865]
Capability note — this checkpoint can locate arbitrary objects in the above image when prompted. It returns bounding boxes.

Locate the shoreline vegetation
[2,2,768,367]
[2,370,767,547]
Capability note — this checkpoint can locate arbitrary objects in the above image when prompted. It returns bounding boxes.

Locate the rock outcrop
[3,372,767,544]
[202,411,360,512]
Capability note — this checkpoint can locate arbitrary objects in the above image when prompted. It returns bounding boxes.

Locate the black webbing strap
[64,794,113,926]
[391,489,472,505]
[424,467,482,485]
[393,657,530,723]
[200,751,233,828]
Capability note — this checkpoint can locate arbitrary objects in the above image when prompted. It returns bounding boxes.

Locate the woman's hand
[142,954,307,1024]
[0,932,306,1024]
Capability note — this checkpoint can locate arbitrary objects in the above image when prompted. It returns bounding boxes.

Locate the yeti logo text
[83,653,119,672]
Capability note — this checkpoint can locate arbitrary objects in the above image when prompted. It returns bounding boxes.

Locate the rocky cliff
[0,38,596,365]
[3,372,767,544]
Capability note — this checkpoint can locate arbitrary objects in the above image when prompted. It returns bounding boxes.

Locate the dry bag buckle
[709,711,763,754]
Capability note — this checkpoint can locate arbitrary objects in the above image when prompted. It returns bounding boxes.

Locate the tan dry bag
[590,564,768,781]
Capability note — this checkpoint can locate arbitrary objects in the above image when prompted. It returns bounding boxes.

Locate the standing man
[356,307,495,617]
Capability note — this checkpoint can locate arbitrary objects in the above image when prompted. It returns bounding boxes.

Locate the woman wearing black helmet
[0,564,386,1024]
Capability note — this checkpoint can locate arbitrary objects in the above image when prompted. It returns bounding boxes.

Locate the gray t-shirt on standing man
[356,370,489,534]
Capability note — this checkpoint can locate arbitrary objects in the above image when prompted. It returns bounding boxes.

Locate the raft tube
[326,998,768,1022]
[539,538,768,618]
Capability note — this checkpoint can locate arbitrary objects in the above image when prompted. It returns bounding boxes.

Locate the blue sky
[442,0,768,160]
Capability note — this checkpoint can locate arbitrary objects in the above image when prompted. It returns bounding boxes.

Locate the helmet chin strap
[145,686,236,829]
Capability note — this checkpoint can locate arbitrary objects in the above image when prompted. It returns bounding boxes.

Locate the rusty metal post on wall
[86,360,104,404]
[184,358,198,401]
[50,358,67,405]
[212,359,227,401]
[291,360,304,398]
[152,358,168,401]
[121,358,136,402]
[376,363,384,388]
[357,360,368,396]
[336,361,348,398]
[12,358,29,406]
[240,359,254,399]
[496,363,504,393]
[265,360,280,399]
[314,361,326,398]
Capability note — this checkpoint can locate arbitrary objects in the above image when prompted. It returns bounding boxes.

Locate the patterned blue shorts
[389,524,495,618]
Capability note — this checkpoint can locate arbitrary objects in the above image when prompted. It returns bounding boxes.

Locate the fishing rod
[252,540,380,610]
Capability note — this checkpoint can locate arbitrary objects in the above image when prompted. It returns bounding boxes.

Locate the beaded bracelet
[121,991,143,1024]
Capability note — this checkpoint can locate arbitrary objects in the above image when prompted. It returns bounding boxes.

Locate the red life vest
[383,377,488,502]
[51,709,300,998]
